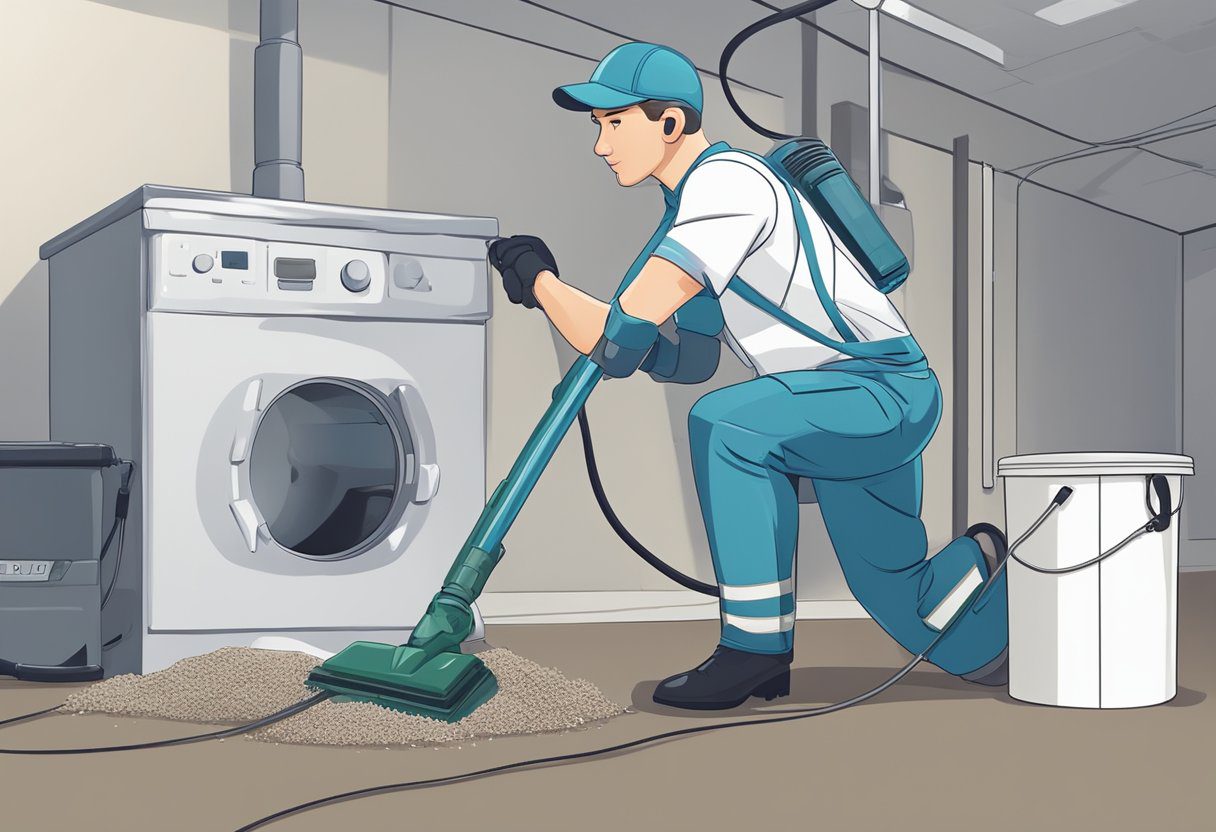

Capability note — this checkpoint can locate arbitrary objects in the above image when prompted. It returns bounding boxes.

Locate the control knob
[392,257,431,292]
[192,253,214,274]
[341,259,371,292]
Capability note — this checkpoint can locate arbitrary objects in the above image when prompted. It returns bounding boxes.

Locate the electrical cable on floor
[233,660,926,832]
[239,481,1182,831]
[0,706,62,728]
[234,491,1084,832]
[0,692,332,756]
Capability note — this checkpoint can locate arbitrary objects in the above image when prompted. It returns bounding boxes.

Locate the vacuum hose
[576,407,718,596]
[577,0,832,594]
[719,0,841,140]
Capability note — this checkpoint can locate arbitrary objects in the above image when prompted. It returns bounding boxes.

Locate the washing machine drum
[248,380,412,560]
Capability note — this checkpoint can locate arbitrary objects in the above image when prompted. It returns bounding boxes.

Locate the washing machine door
[230,378,440,560]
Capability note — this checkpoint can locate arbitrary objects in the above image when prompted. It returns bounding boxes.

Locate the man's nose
[594,135,612,157]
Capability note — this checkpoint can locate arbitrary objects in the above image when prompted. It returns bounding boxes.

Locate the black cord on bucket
[974,476,1183,608]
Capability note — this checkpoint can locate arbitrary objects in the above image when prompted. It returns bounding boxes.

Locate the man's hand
[488,235,560,309]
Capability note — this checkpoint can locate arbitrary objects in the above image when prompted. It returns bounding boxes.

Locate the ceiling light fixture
[1035,0,1143,26]
[863,0,1006,65]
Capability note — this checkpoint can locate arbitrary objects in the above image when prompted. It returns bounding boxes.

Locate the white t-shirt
[652,150,910,376]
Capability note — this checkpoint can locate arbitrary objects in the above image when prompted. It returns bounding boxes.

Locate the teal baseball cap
[553,42,703,114]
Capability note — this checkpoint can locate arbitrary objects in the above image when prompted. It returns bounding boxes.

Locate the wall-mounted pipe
[982,163,996,490]
[252,0,305,200]
[952,134,970,535]
[868,7,881,204]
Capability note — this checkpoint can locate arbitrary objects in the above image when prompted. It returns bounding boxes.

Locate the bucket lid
[997,452,1194,478]
[0,442,119,469]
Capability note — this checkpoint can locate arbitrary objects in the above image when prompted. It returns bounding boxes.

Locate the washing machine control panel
[156,235,387,304]
[150,233,490,321]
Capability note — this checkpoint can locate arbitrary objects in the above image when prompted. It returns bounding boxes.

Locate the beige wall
[0,0,231,438]
[0,0,390,440]
[1,1,823,598]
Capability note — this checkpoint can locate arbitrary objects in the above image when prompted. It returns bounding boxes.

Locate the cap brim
[552,82,647,112]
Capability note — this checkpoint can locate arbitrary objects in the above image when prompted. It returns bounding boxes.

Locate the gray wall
[4,1,1207,609]
[1016,184,1182,455]
[963,168,1020,529]
[1182,227,1216,567]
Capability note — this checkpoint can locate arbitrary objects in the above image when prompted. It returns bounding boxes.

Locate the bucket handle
[1146,474,1172,533]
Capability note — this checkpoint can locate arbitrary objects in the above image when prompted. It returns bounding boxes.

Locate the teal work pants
[688,366,1008,676]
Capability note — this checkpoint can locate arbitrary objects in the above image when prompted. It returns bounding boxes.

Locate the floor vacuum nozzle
[309,359,603,724]
[306,641,498,723]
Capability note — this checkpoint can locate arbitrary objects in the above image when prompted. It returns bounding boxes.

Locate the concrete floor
[2,571,1213,832]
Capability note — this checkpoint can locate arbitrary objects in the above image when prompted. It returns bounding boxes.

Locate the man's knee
[689,380,789,465]
[688,393,750,459]
[689,390,727,442]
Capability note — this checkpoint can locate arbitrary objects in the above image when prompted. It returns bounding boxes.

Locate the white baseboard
[1181,539,1216,571]
[477,590,869,625]
[795,599,870,620]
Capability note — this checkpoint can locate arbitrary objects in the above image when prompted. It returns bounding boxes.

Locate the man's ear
[661,107,685,142]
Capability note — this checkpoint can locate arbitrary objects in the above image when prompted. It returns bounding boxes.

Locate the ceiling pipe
[252,0,305,200]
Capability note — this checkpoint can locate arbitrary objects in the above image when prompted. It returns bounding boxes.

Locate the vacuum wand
[408,356,605,656]
[305,356,606,721]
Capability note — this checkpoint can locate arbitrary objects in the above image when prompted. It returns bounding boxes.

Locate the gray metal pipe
[252,0,304,200]
[868,7,880,205]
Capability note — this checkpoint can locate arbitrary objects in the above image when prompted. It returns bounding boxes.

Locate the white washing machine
[43,186,497,674]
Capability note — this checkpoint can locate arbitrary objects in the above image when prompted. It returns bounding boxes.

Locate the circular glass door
[248,379,411,560]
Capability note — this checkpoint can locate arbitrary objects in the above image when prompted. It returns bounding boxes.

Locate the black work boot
[652,645,793,710]
[961,647,1009,686]
[960,523,1010,687]
[964,522,1008,578]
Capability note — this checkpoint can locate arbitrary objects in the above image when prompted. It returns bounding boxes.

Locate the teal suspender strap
[651,145,922,369]
[725,277,847,351]
[613,141,735,302]
[733,149,858,344]
[724,277,925,366]
[776,175,859,344]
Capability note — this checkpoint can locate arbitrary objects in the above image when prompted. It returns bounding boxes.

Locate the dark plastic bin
[0,443,130,682]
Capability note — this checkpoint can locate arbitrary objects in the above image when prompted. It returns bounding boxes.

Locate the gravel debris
[60,646,626,747]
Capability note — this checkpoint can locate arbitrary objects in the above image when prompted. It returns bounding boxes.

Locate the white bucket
[997,452,1194,709]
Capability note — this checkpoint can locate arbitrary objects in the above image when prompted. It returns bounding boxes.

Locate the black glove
[488,235,559,309]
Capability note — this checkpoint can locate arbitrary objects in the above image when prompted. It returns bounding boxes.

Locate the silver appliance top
[40,185,499,260]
